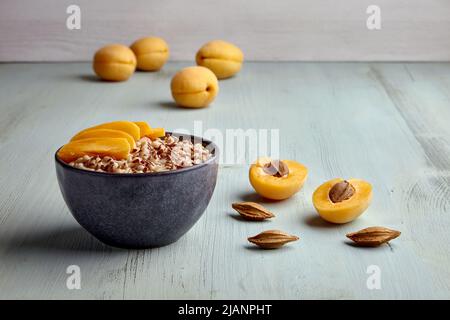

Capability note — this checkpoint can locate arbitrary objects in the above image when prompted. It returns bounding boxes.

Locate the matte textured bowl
[55,133,218,249]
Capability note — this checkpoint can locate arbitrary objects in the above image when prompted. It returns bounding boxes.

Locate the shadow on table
[1,224,117,255]
[77,74,100,82]
[70,74,123,83]
[302,214,337,229]
[157,101,179,110]
[238,192,280,204]
[243,244,297,253]
[154,100,211,111]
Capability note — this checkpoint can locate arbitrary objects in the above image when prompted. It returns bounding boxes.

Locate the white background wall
[0,0,449,61]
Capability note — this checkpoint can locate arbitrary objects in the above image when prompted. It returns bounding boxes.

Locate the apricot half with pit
[196,40,244,79]
[58,138,131,163]
[249,157,308,200]
[170,66,219,108]
[130,37,169,71]
[312,178,372,224]
[93,44,137,81]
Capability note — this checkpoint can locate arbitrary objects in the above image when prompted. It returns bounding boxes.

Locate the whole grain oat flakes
[68,134,212,173]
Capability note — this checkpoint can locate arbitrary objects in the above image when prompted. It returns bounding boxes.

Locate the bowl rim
[55,132,219,177]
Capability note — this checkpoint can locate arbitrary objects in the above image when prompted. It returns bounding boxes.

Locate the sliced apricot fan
[312,178,372,224]
[134,121,152,138]
[76,121,140,141]
[70,128,136,149]
[58,138,130,163]
[249,158,308,200]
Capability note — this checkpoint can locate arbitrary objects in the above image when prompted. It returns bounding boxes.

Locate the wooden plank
[0,62,449,299]
[0,0,450,62]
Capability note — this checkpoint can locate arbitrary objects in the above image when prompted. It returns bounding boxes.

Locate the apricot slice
[134,121,152,138]
[149,127,165,139]
[70,129,136,149]
[312,178,372,224]
[76,121,140,141]
[249,157,308,200]
[58,138,130,163]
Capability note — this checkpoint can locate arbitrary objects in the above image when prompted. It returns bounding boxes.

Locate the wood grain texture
[0,0,450,62]
[0,62,449,299]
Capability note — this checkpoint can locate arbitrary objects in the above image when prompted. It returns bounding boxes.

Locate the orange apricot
[249,157,308,200]
[312,178,372,224]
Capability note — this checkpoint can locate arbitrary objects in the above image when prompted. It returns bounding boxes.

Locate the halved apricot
[312,178,372,224]
[249,157,308,200]
[76,121,140,141]
[70,128,136,149]
[58,138,130,163]
[134,121,152,138]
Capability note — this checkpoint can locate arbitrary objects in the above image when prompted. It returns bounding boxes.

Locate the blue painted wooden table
[0,62,449,299]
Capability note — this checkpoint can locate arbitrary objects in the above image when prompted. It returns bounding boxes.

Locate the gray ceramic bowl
[55,133,218,249]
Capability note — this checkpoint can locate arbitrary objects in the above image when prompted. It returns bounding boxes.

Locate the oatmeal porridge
[68,134,212,174]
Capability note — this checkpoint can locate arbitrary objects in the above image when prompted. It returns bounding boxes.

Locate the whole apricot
[249,157,308,200]
[93,44,137,81]
[170,66,219,108]
[312,178,372,224]
[196,40,244,79]
[130,37,169,71]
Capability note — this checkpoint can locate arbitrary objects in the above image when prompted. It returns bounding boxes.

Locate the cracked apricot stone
[249,157,308,200]
[196,40,244,79]
[58,138,130,163]
[93,44,137,81]
[312,178,372,224]
[171,66,219,108]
